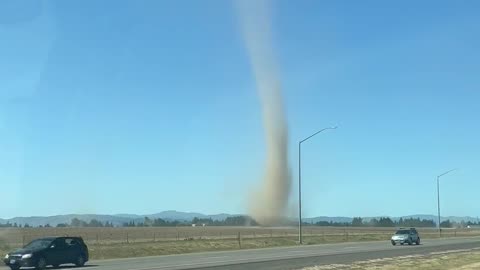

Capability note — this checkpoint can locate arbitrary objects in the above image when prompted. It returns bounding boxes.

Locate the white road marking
[208,256,228,259]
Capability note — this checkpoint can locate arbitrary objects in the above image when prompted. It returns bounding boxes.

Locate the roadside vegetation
[300,249,480,270]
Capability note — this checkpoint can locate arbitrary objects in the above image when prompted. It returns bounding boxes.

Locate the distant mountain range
[0,211,478,227]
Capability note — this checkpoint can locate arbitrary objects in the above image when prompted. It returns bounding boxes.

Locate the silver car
[391,228,420,246]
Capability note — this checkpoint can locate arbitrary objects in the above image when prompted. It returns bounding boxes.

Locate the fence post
[96,234,99,243]
[126,233,129,244]
[237,232,242,249]
[153,232,156,242]
[270,229,273,238]
[22,235,25,246]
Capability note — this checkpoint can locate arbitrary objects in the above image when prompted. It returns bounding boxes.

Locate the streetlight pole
[437,175,441,237]
[437,168,457,237]
[298,126,337,244]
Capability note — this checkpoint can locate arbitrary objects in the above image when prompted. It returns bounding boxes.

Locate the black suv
[3,237,89,270]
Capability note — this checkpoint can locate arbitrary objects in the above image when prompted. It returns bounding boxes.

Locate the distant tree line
[349,217,436,227]
[68,218,115,228]
[0,222,32,228]
[313,221,351,227]
[320,217,436,227]
[0,219,114,228]
[312,217,480,228]
[0,216,259,228]
[122,217,183,227]
[1,216,479,228]
[191,216,259,226]
[124,216,258,227]
[439,220,479,228]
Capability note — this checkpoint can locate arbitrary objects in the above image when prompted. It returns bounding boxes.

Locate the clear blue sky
[1,0,479,219]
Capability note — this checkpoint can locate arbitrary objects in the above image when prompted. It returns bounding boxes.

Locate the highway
[2,237,479,270]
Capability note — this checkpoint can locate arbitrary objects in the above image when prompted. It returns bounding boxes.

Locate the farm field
[1,227,479,260]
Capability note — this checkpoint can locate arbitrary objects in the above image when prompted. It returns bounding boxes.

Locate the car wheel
[36,257,47,270]
[75,255,86,267]
[416,237,420,245]
[391,241,396,246]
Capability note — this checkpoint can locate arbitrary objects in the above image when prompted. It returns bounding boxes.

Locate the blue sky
[1,0,479,219]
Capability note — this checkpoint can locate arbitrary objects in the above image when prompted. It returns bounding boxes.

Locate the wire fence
[1,226,479,248]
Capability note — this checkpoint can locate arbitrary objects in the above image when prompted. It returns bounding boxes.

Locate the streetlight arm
[438,168,458,178]
[300,126,338,144]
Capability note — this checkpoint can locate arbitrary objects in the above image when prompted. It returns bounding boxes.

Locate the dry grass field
[1,227,479,260]
[300,248,480,270]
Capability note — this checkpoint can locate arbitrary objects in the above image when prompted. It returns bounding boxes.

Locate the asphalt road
[2,237,479,270]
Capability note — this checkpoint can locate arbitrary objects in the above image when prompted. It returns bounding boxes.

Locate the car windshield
[0,1,479,269]
[24,239,53,249]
